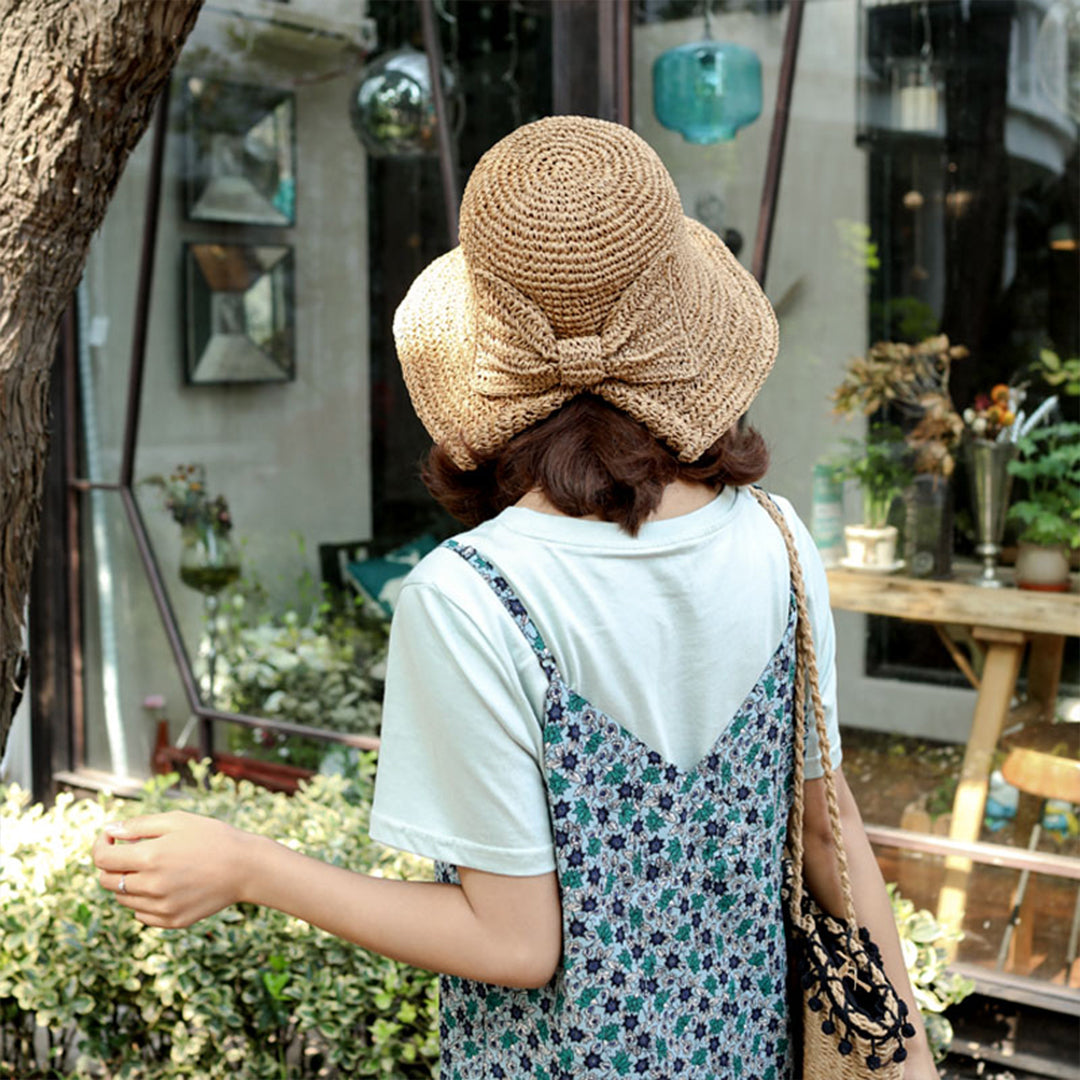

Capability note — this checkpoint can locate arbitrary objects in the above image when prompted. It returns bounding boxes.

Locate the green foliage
[1035,348,1080,397]
[834,219,880,286]
[1006,422,1080,548]
[871,296,939,345]
[829,424,913,528]
[0,765,438,1079]
[215,570,390,771]
[889,885,975,1063]
[1,770,981,1077]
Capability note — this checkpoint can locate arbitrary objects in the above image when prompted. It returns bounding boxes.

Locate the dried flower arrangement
[831,335,968,477]
[143,464,233,540]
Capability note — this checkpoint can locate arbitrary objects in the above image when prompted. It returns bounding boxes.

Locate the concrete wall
[78,6,371,776]
[634,2,978,744]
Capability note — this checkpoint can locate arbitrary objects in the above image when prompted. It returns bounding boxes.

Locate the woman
[95,117,937,1079]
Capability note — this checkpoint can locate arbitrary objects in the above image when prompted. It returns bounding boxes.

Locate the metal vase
[967,439,1017,587]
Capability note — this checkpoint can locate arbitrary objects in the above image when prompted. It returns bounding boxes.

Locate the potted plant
[831,335,965,574]
[1006,421,1080,591]
[830,424,913,570]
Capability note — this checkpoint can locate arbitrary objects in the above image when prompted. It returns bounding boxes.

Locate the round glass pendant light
[653,4,762,144]
[350,46,454,158]
[654,40,762,144]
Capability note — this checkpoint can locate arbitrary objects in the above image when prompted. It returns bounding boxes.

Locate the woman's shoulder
[394,519,523,626]
[738,484,812,534]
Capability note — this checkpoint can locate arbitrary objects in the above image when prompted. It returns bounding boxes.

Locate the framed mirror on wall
[184,242,295,385]
[184,77,297,227]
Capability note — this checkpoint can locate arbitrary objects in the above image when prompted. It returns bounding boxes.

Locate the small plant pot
[843,524,899,569]
[1015,542,1072,592]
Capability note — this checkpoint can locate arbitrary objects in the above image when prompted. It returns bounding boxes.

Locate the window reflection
[634,0,1078,994]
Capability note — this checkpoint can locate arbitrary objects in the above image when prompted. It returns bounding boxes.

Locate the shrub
[0,763,437,1079]
[214,567,390,771]
[889,884,975,1062]
[1,766,972,1077]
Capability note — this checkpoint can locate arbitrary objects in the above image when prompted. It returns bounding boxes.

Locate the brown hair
[422,395,769,535]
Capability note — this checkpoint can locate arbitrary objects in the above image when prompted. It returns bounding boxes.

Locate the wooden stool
[995,723,1080,975]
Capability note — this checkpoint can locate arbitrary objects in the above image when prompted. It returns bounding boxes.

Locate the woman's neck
[515,480,720,523]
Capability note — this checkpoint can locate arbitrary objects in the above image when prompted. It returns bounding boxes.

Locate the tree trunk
[0,0,203,761]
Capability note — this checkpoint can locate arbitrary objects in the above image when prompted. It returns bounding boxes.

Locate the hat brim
[393,217,779,469]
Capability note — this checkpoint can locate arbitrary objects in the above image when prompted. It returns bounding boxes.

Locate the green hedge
[1,761,971,1077]
[0,761,438,1079]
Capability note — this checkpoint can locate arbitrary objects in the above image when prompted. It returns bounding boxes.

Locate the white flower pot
[843,524,899,569]
[1015,542,1071,592]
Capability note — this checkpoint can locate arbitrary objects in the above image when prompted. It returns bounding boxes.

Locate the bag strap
[748,487,857,928]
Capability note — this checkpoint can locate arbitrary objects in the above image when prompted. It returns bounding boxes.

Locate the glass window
[634,0,1078,994]
[77,1,553,779]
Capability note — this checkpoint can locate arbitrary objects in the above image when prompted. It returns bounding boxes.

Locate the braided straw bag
[751,489,915,1080]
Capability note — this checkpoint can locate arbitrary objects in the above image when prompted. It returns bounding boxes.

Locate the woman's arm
[93,811,562,989]
[802,769,940,1079]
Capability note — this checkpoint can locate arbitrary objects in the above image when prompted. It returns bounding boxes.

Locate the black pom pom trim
[893,1048,908,1063]
[838,1040,853,1056]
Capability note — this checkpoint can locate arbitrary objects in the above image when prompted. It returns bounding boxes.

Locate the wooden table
[825,564,1078,943]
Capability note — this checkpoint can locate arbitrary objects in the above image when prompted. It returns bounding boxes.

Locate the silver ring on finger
[118,873,127,895]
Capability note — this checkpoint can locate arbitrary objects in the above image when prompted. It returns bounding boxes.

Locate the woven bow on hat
[470,258,700,398]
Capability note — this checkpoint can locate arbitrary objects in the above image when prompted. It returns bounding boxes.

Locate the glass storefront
[634,0,1079,999]
[40,0,1080,1005]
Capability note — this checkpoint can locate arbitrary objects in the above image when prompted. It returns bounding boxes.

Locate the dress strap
[442,539,559,680]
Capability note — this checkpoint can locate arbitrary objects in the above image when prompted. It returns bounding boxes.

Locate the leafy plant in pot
[1006,420,1080,591]
[832,335,966,576]
[831,424,913,570]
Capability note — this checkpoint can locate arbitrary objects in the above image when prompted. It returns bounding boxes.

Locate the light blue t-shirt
[370,486,842,875]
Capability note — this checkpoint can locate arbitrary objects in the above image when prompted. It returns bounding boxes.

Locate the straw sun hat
[393,115,779,469]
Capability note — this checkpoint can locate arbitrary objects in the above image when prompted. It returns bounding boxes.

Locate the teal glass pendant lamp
[653,3,762,143]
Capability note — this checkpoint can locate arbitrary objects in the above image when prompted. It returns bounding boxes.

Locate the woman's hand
[93,811,561,986]
[93,811,252,928]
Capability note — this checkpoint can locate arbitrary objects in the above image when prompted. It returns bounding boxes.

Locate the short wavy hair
[422,395,769,535]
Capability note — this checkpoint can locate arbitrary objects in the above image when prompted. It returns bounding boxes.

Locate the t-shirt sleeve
[776,496,843,781]
[370,579,556,876]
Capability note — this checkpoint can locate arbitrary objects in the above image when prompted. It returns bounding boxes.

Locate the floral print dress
[435,541,797,1080]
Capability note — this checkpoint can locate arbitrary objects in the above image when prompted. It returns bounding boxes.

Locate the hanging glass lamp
[653,27,762,144]
[350,46,454,158]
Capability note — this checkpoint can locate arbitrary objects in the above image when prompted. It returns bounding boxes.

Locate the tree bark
[0,0,203,761]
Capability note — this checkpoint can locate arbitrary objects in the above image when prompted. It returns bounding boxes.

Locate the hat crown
[459,116,684,338]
